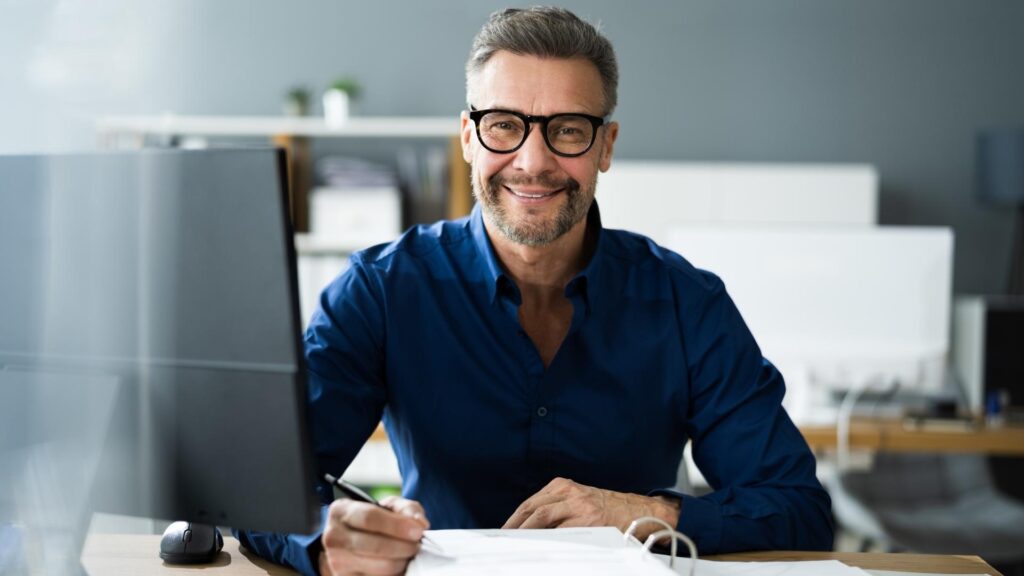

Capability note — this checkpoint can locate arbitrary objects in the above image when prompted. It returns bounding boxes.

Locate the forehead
[471,51,605,115]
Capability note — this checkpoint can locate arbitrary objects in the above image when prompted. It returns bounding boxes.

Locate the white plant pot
[322,89,350,126]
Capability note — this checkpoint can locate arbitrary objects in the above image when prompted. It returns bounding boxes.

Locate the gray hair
[466,7,618,116]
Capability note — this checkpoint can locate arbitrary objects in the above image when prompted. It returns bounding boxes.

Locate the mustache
[489,173,580,193]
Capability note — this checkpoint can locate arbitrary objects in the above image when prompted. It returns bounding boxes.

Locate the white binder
[406,516,696,576]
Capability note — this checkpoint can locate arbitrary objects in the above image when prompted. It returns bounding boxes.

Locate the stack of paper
[672,558,871,576]
[407,528,675,576]
[406,527,877,576]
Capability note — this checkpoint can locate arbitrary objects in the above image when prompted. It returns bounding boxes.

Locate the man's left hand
[502,477,681,541]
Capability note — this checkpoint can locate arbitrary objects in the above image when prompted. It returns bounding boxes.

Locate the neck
[485,216,591,303]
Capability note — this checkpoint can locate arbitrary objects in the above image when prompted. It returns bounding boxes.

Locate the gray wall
[2,0,1023,293]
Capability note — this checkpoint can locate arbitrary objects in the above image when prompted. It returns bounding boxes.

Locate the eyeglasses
[468,107,607,158]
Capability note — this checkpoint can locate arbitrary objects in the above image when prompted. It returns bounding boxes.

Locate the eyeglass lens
[478,111,596,156]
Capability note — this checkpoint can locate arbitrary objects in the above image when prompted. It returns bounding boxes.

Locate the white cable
[836,374,902,472]
[836,376,871,473]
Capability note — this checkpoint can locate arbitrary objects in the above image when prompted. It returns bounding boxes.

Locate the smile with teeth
[505,186,563,199]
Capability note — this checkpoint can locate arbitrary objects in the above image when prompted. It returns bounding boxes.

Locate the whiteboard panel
[598,161,878,243]
[664,226,954,402]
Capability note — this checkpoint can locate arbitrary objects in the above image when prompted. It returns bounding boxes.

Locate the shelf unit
[96,114,472,232]
[96,115,467,490]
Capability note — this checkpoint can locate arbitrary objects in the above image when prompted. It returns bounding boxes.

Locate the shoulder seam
[358,223,473,270]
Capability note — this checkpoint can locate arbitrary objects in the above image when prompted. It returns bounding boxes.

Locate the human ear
[460,110,474,164]
[598,121,619,172]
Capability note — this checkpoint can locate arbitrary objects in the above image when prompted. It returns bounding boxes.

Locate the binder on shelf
[308,185,401,249]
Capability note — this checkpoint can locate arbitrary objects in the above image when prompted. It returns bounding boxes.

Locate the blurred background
[2,0,1023,572]
[3,0,1023,293]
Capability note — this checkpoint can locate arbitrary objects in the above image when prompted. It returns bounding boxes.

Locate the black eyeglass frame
[468,107,608,158]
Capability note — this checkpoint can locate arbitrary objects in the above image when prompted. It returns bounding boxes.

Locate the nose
[511,123,559,175]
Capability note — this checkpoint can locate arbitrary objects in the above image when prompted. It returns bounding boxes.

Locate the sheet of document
[406,527,677,576]
[407,527,876,576]
[666,558,872,576]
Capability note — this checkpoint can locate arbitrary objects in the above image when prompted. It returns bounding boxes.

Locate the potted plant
[283,86,310,117]
[323,77,362,126]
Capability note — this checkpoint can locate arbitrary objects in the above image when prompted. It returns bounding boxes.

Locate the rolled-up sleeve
[232,505,327,576]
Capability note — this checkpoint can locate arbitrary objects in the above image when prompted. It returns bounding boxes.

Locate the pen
[324,473,445,555]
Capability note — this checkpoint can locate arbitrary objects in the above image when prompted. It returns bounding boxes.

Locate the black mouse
[159,521,224,564]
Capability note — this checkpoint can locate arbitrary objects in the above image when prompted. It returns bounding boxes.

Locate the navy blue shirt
[238,203,833,574]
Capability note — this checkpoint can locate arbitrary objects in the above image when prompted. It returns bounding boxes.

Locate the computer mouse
[159,521,224,564]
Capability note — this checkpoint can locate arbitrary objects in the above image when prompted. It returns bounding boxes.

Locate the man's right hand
[318,496,429,576]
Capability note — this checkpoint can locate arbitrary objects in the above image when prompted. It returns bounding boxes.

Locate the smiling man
[238,7,833,576]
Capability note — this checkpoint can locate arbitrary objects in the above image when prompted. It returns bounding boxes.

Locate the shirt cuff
[647,488,723,554]
[233,505,329,576]
[291,530,325,576]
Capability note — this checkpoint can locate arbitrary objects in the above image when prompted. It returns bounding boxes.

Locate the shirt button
[536,406,548,418]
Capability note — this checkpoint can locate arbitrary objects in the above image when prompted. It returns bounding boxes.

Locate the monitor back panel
[0,149,319,533]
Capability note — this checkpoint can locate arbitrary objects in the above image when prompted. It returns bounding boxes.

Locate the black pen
[324,473,445,554]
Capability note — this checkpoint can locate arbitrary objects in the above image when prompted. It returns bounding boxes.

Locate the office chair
[826,381,1024,567]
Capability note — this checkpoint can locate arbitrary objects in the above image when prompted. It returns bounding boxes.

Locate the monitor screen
[0,149,320,548]
[665,225,954,422]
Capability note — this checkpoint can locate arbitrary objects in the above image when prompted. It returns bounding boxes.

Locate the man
[240,7,833,575]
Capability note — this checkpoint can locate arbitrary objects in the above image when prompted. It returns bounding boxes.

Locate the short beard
[473,171,594,247]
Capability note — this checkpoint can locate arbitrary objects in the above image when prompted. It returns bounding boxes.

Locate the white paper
[666,558,872,576]
[406,527,676,576]
[407,527,876,576]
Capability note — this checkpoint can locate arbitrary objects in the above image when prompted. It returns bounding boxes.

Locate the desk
[81,534,1003,575]
[799,418,1024,455]
[710,550,1002,574]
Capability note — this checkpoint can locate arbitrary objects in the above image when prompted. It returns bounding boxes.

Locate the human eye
[483,113,523,134]
[548,117,590,143]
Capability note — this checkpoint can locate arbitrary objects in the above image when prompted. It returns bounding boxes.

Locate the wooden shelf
[370,419,1024,456]
[800,418,1024,455]
[96,114,472,232]
[96,114,459,139]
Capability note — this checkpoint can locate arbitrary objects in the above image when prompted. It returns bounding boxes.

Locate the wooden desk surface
[708,550,1003,574]
[82,534,290,575]
[799,418,1024,455]
[81,534,1003,575]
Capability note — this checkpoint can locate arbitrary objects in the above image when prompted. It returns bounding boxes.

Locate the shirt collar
[565,202,605,316]
[469,203,510,305]
[468,201,607,313]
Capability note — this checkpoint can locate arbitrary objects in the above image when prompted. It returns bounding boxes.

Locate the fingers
[321,499,426,575]
[331,499,425,543]
[504,477,580,529]
[381,496,430,529]
[320,547,410,576]
[516,501,575,529]
[319,496,433,575]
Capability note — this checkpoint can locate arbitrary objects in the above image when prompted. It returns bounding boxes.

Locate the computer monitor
[0,149,320,571]
[665,225,955,423]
